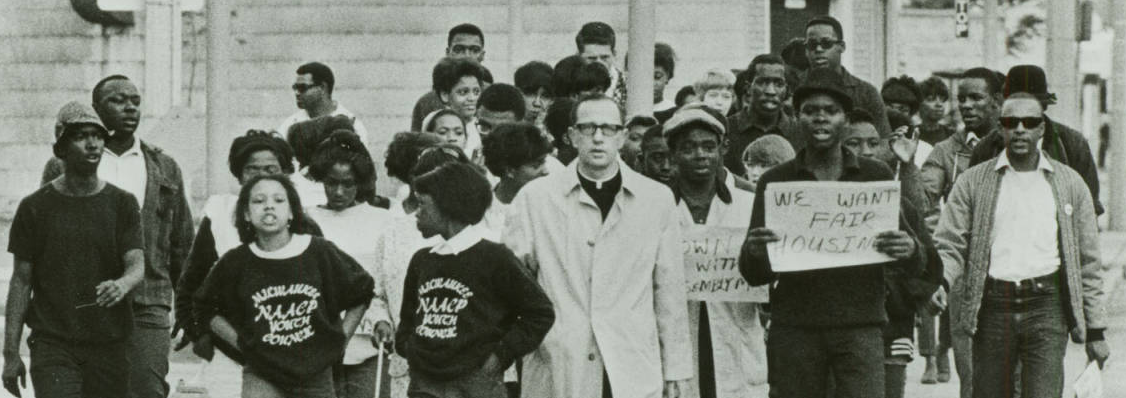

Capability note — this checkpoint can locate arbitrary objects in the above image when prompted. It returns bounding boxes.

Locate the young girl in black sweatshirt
[396,162,554,398]
[194,174,375,398]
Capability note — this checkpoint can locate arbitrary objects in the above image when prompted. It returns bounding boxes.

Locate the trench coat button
[588,353,596,361]
[587,239,596,247]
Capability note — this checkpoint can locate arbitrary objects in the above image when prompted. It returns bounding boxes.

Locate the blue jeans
[972,277,1068,398]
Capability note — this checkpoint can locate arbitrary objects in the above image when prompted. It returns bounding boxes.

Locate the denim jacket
[42,141,193,310]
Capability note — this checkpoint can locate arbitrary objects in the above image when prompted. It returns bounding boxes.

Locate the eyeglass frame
[804,39,843,52]
[571,123,626,138]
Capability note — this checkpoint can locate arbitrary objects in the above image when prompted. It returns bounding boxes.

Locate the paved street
[0,233,1124,398]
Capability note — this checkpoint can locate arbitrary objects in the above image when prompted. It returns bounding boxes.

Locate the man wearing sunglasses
[277,62,369,152]
[967,65,1102,215]
[934,92,1108,398]
[504,94,692,398]
[803,16,891,140]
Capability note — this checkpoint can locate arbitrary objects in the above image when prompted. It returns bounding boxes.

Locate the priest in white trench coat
[503,95,693,398]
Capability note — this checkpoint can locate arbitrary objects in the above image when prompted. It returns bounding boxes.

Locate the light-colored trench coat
[503,162,693,398]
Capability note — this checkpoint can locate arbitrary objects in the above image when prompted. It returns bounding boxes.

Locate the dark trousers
[918,314,937,356]
[28,334,130,398]
[243,367,335,398]
[130,305,171,398]
[408,366,506,398]
[972,277,1068,398]
[884,364,906,398]
[767,324,884,398]
[334,357,389,398]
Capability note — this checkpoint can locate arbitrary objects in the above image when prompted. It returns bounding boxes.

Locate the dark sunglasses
[998,116,1044,129]
[292,83,320,93]
[804,39,842,51]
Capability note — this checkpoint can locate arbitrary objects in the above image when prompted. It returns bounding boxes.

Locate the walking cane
[374,345,386,396]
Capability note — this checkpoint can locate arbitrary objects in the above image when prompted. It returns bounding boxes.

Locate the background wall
[0,0,773,219]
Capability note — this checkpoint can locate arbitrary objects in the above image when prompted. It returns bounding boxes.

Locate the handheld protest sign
[764,181,900,272]
[683,226,769,302]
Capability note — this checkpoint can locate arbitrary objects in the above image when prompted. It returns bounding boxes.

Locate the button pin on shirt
[1064,204,1073,216]
[587,239,595,247]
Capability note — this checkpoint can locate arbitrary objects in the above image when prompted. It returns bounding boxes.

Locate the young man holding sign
[664,103,767,397]
[738,67,926,398]
[934,93,1108,398]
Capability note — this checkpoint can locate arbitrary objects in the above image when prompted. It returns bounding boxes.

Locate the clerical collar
[577,167,619,189]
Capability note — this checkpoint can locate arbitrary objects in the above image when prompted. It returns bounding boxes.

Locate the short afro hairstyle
[626,115,658,130]
[806,15,844,41]
[575,21,616,52]
[848,108,876,126]
[478,83,527,119]
[919,76,950,101]
[228,129,296,179]
[736,54,787,99]
[545,97,577,159]
[551,55,587,98]
[92,74,131,104]
[781,37,810,71]
[412,162,493,226]
[962,67,1003,95]
[384,132,443,184]
[655,42,676,79]
[432,57,487,95]
[296,62,335,95]
[742,135,796,168]
[515,61,554,96]
[574,62,612,94]
[482,122,553,178]
[287,114,354,168]
[308,130,378,205]
[447,23,484,47]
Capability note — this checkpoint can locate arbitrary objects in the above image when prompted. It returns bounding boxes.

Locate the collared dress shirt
[99,136,147,206]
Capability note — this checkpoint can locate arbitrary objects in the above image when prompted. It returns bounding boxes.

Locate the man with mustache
[6,102,145,398]
[40,75,194,398]
[727,54,800,177]
[803,16,891,139]
[967,65,1103,216]
[934,92,1109,398]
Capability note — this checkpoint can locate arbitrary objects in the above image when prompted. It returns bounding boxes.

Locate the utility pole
[1045,0,1081,128]
[1109,0,1126,231]
[625,0,655,117]
[143,0,182,115]
[206,0,231,196]
[982,0,999,68]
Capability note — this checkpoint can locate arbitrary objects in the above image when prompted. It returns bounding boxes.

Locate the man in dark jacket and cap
[968,64,1103,215]
[739,67,927,398]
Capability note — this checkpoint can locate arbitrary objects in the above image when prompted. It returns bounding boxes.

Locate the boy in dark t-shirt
[4,101,145,398]
[396,162,554,398]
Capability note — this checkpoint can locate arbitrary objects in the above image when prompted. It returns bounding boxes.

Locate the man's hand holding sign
[743,181,916,270]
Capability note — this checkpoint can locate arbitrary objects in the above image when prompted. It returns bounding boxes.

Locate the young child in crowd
[396,162,555,398]
[694,69,737,116]
[740,135,795,191]
[194,174,375,398]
